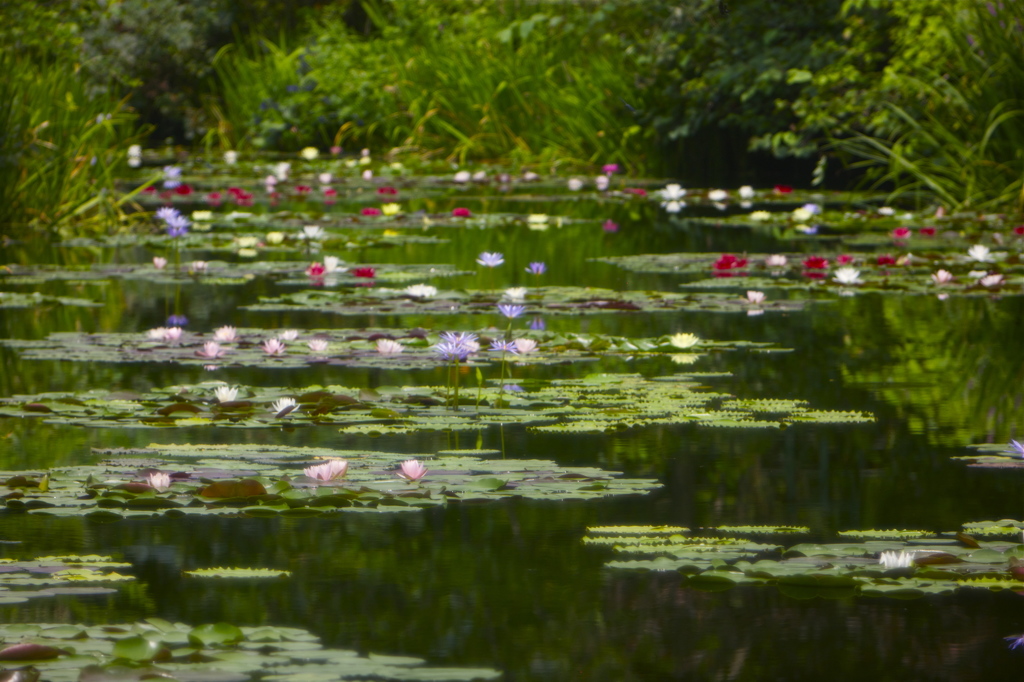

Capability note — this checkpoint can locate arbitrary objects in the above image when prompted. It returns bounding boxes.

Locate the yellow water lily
[381,203,402,216]
[668,333,700,349]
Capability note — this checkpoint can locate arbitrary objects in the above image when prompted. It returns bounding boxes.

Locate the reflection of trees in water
[832,295,1024,447]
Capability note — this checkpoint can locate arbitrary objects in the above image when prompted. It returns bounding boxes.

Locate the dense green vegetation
[3,0,1024,232]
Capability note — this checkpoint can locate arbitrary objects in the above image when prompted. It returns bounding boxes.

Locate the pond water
[1,160,1023,680]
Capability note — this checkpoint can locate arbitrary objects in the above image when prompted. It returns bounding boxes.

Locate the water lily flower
[223,150,237,164]
[162,165,182,189]
[836,255,855,265]
[595,176,609,191]
[603,220,619,232]
[877,206,895,216]
[1014,226,1024,236]
[214,386,238,403]
[892,227,911,239]
[361,207,382,216]
[879,550,914,570]
[434,332,478,361]
[167,314,188,327]
[148,472,171,492]
[214,326,238,342]
[278,330,299,341]
[196,342,223,359]
[147,327,168,340]
[527,214,548,227]
[405,284,437,298]
[791,207,813,222]
[128,144,142,158]
[163,327,183,342]
[602,163,619,175]
[307,262,326,278]
[662,200,684,213]
[272,397,298,417]
[361,148,371,157]
[376,339,404,355]
[453,170,471,183]
[361,169,373,180]
[381,203,401,216]
[299,147,319,160]
[525,262,546,275]
[498,303,526,319]
[323,256,343,273]
[489,339,518,353]
[746,290,766,304]
[164,214,190,237]
[968,244,992,262]
[764,254,788,268]
[567,178,583,191]
[190,261,208,274]
[318,172,333,185]
[153,257,167,269]
[708,189,728,202]
[265,231,285,245]
[659,184,686,202]
[919,226,936,237]
[296,185,312,196]
[773,185,792,194]
[397,459,428,481]
[980,273,1004,288]
[514,338,538,354]
[739,185,755,199]
[803,256,829,270]
[274,162,291,180]
[931,270,954,285]
[748,210,771,221]
[1007,440,1024,457]
[263,339,287,355]
[307,339,329,353]
[504,287,527,302]
[452,207,472,217]
[669,333,700,349]
[305,459,348,481]
[353,267,376,278]
[833,267,862,285]
[713,254,747,271]
[476,252,504,267]
[1005,635,1024,651]
[522,171,539,181]
[302,225,325,240]
[876,254,896,266]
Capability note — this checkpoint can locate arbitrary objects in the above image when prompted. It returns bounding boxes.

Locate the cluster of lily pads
[0,619,500,681]
[584,522,1024,599]
[1,444,661,519]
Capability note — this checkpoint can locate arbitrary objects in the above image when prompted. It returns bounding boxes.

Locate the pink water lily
[304,459,348,481]
[397,459,428,481]
[196,341,224,359]
[214,326,238,342]
[148,472,171,492]
[263,339,286,355]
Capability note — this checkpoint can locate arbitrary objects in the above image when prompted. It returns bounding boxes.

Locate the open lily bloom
[398,459,428,481]
[305,459,348,481]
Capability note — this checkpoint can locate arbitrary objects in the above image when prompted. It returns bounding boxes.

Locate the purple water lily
[525,262,546,275]
[476,252,504,267]
[489,339,518,353]
[497,304,526,319]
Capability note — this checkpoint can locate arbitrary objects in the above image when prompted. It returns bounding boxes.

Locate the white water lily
[746,290,766,304]
[214,386,239,403]
[148,472,171,491]
[273,162,291,180]
[749,210,772,221]
[527,214,549,226]
[595,176,609,191]
[764,254,788,268]
[877,206,895,216]
[453,170,471,183]
[472,170,488,182]
[708,189,728,201]
[191,260,208,273]
[323,256,344,273]
[361,169,373,180]
[738,185,755,199]
[522,171,539,181]
[162,327,182,342]
[659,184,686,201]
[302,225,325,240]
[833,267,862,285]
[223,150,238,165]
[405,284,438,298]
[214,326,238,343]
[278,330,299,341]
[513,338,538,354]
[191,210,213,222]
[669,333,700,349]
[879,550,915,570]
[318,172,333,185]
[153,257,167,270]
[128,144,142,158]
[931,270,954,285]
[307,339,329,353]
[504,287,527,302]
[968,244,992,262]
[791,207,813,222]
[376,339,404,355]
[272,397,298,416]
[662,200,685,213]
[567,178,583,191]
[299,147,319,160]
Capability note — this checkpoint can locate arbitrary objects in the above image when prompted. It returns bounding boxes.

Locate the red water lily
[876,254,896,266]
[295,185,311,196]
[919,226,936,237]
[174,184,192,196]
[361,207,381,216]
[713,254,748,271]
[377,186,398,195]
[206,192,222,206]
[306,262,326,278]
[837,254,855,265]
[452,207,472,217]
[353,267,376,278]
[892,227,911,239]
[774,185,793,194]
[1014,225,1024,236]
[802,256,829,269]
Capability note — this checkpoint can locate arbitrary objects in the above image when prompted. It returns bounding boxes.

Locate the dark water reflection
[1,201,1024,680]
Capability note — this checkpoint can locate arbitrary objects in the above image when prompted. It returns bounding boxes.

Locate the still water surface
[1,186,1023,680]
